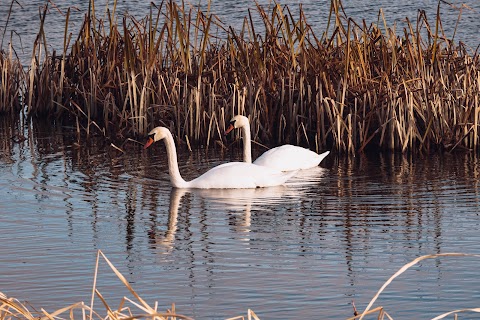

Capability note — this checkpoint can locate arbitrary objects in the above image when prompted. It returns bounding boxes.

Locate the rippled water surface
[1,119,480,319]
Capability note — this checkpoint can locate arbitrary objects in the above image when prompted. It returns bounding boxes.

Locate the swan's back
[188,162,297,189]
[254,145,330,171]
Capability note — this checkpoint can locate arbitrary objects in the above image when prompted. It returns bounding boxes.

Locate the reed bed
[1,0,480,153]
[0,46,24,114]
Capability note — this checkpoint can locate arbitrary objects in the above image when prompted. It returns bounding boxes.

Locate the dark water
[1,0,479,65]
[1,118,480,319]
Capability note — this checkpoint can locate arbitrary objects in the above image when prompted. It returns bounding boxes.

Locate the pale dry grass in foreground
[350,253,480,320]
[1,252,479,320]
[0,250,193,320]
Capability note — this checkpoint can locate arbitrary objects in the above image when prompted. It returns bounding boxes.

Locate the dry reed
[1,0,480,153]
[0,46,23,114]
[351,253,480,320]
[1,252,479,320]
[0,250,263,320]
[0,250,193,320]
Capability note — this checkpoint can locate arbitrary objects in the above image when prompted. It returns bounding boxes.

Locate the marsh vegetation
[1,0,479,153]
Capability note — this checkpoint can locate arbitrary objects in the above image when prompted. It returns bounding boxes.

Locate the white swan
[225,115,330,171]
[144,126,297,189]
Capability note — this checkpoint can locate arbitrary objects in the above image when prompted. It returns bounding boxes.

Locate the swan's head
[225,115,249,135]
[144,126,170,149]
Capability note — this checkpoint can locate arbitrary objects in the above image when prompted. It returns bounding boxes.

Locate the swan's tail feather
[317,150,330,165]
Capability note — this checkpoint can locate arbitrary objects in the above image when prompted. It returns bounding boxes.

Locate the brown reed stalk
[0,46,23,114]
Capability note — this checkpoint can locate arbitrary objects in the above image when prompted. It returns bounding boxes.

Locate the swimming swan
[144,126,297,189]
[225,115,330,171]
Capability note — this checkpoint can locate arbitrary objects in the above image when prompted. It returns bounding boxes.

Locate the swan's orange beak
[224,124,235,136]
[144,137,154,149]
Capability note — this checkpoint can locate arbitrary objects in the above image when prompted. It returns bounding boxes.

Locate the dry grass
[1,0,480,153]
[0,250,262,320]
[0,250,194,320]
[0,46,23,114]
[1,252,479,320]
[349,253,480,320]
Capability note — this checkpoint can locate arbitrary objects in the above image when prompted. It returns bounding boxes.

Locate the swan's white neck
[162,130,188,188]
[240,122,252,163]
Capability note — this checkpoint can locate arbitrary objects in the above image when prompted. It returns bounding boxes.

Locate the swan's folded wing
[253,168,298,187]
[254,145,328,171]
[188,162,296,189]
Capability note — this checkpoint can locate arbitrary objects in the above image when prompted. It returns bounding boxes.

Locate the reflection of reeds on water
[1,0,480,152]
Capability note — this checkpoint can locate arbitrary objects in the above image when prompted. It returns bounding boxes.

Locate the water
[1,0,479,65]
[1,118,480,319]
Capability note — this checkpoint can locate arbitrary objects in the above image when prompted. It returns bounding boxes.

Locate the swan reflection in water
[283,166,328,187]
[148,166,328,252]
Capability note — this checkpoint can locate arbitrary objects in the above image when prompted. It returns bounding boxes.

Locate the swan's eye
[229,120,236,126]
